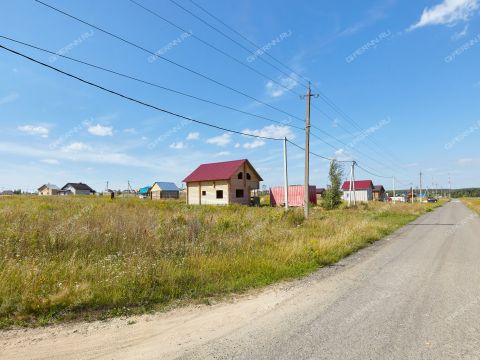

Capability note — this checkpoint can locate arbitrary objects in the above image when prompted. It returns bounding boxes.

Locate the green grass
[0,196,442,328]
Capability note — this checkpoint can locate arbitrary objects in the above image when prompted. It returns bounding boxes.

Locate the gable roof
[61,183,95,192]
[138,186,151,195]
[38,183,60,191]
[373,185,385,192]
[341,180,374,191]
[183,159,263,183]
[152,182,179,191]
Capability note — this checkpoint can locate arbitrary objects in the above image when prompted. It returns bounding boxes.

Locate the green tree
[322,160,344,210]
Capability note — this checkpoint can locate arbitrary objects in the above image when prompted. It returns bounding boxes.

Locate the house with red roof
[182,159,263,205]
[341,180,374,202]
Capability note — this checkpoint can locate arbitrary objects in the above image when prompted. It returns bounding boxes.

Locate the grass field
[0,196,443,328]
[461,198,480,214]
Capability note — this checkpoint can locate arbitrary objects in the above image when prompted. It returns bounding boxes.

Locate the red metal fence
[270,185,317,207]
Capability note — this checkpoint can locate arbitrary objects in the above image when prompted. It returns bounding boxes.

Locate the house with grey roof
[61,182,95,195]
[149,182,179,200]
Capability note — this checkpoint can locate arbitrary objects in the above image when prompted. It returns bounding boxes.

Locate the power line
[0,35,305,133]
[127,0,303,98]
[167,0,308,91]
[186,0,310,87]
[25,2,407,183]
[356,164,392,179]
[287,140,351,163]
[1,43,377,177]
[175,0,407,173]
[311,99,405,165]
[34,0,305,123]
[2,42,403,185]
[310,124,406,178]
[0,44,284,142]
[35,0,404,177]
[310,105,407,173]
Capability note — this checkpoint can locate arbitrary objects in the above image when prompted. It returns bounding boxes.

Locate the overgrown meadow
[0,196,442,328]
[462,198,480,214]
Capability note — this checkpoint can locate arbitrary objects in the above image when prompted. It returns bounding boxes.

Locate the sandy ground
[2,200,479,359]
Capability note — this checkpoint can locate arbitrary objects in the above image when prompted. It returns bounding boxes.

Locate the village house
[37,183,60,196]
[149,182,180,200]
[102,189,115,196]
[60,182,95,195]
[137,186,150,198]
[183,159,262,205]
[316,187,326,201]
[373,185,386,201]
[341,180,374,202]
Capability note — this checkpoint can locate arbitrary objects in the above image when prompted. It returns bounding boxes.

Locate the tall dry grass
[461,198,480,214]
[0,196,441,327]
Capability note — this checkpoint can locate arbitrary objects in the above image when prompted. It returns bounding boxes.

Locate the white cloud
[408,0,479,31]
[88,124,113,136]
[337,1,395,37]
[242,125,295,140]
[458,158,480,165]
[334,148,353,161]
[123,128,136,134]
[243,139,266,149]
[61,142,92,153]
[17,125,49,138]
[206,133,231,147]
[265,73,299,98]
[40,159,60,165]
[0,142,155,169]
[451,24,470,40]
[169,141,186,149]
[214,151,230,157]
[186,132,200,141]
[240,125,295,149]
[234,143,241,148]
[0,92,19,105]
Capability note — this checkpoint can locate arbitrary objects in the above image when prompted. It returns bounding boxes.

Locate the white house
[60,183,95,195]
[342,180,374,202]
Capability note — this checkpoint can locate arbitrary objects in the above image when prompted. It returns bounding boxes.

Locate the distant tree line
[451,188,480,198]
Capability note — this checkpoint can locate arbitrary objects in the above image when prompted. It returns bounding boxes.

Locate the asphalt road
[2,200,480,359]
[182,200,480,360]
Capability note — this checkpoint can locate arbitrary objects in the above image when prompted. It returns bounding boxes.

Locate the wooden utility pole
[302,82,318,218]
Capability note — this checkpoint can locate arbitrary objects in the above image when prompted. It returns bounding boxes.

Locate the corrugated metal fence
[270,185,317,207]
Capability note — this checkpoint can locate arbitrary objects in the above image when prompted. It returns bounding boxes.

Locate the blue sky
[1,0,479,192]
